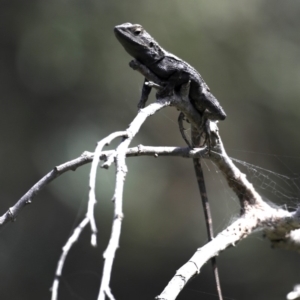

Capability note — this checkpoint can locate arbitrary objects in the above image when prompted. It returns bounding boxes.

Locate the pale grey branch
[51,217,89,300]
[97,99,171,300]
[88,131,128,247]
[156,122,300,300]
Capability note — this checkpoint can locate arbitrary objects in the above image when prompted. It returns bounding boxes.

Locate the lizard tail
[193,158,224,300]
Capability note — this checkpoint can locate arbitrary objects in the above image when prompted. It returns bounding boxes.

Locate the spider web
[202,152,300,237]
[229,155,300,211]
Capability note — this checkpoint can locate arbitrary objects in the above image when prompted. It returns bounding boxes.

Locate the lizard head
[114,23,165,64]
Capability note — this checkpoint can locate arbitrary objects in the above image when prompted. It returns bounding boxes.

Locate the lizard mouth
[114,23,134,40]
[114,24,135,46]
[114,23,148,58]
[114,23,164,64]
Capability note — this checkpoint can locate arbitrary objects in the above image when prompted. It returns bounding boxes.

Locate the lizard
[114,23,226,300]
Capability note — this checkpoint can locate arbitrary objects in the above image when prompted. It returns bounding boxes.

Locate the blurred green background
[1,1,300,299]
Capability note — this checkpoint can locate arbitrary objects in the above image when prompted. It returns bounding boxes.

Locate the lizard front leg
[157,63,190,98]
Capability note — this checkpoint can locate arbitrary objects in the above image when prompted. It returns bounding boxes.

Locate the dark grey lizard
[114,22,226,122]
[114,23,225,300]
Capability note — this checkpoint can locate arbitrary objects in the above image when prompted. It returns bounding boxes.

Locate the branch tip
[114,213,124,221]
[91,234,97,247]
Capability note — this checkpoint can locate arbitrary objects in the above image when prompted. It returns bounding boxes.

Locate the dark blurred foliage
[1,1,300,299]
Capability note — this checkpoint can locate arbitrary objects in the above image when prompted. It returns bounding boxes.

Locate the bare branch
[0,154,92,227]
[0,146,207,229]
[207,122,267,210]
[51,217,89,300]
[97,99,171,300]
[157,205,295,300]
[156,122,300,300]
[287,285,300,300]
[88,131,128,246]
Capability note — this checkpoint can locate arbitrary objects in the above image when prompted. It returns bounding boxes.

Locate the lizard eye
[133,28,142,35]
[149,42,154,47]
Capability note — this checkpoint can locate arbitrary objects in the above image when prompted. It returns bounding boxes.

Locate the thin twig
[0,146,207,229]
[88,131,128,246]
[287,285,300,300]
[51,217,89,300]
[0,154,93,227]
[97,99,171,300]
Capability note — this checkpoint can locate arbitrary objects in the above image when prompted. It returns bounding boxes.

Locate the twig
[97,99,171,300]
[0,146,207,229]
[51,100,171,300]
[51,130,128,300]
[287,285,300,300]
[101,145,207,169]
[0,154,93,227]
[88,131,128,246]
[51,99,171,300]
[156,204,295,300]
[51,217,89,300]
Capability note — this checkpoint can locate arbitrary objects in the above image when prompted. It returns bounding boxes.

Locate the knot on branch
[8,208,16,222]
[114,213,124,221]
